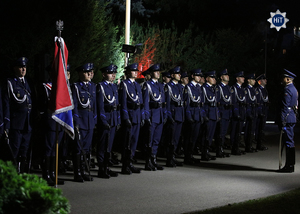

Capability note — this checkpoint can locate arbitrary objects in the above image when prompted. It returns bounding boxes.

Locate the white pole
[124,0,131,67]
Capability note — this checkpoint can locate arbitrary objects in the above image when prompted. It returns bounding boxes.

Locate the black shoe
[256,145,268,151]
[82,173,93,181]
[166,159,176,167]
[74,174,84,183]
[207,153,216,160]
[277,165,294,173]
[231,149,242,156]
[108,168,118,177]
[191,156,201,163]
[129,164,141,173]
[184,158,195,165]
[98,168,110,179]
[145,159,157,171]
[121,166,132,175]
[43,174,55,186]
[151,156,164,170]
[173,158,183,166]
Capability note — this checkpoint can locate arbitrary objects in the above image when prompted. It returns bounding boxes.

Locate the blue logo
[267,10,289,31]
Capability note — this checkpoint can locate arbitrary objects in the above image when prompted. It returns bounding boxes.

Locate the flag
[49,36,75,139]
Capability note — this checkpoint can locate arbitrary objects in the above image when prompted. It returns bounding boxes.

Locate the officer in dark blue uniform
[215,69,231,158]
[71,63,97,182]
[96,64,120,178]
[3,57,33,173]
[230,71,246,155]
[255,74,269,151]
[141,69,151,83]
[39,65,64,185]
[183,69,205,164]
[244,73,258,153]
[119,63,144,174]
[201,71,218,161]
[162,71,171,85]
[164,66,184,167]
[142,63,166,171]
[278,69,298,173]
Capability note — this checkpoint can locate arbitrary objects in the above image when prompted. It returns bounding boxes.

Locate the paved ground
[54,124,300,214]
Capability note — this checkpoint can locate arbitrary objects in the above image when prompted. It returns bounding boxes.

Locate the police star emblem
[267,9,289,31]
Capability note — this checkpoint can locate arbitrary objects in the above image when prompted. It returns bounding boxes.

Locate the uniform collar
[248,84,252,88]
[191,80,197,86]
[172,80,178,85]
[206,82,212,87]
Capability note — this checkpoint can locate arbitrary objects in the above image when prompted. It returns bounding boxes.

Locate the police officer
[96,64,120,179]
[71,63,97,182]
[142,63,166,171]
[142,69,151,83]
[39,65,64,185]
[183,69,205,165]
[201,71,218,161]
[162,71,171,85]
[3,57,33,173]
[278,69,298,173]
[119,63,144,174]
[164,66,184,167]
[230,71,246,155]
[215,69,231,158]
[255,74,269,151]
[244,73,258,153]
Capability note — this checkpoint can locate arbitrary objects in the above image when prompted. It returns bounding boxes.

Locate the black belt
[127,103,143,110]
[190,102,202,107]
[149,102,166,109]
[221,104,232,110]
[208,102,217,107]
[247,103,257,107]
[104,104,120,112]
[239,102,246,107]
[172,101,184,107]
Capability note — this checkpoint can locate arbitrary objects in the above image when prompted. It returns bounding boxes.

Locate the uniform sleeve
[281,87,292,123]
[164,84,171,119]
[184,85,192,121]
[142,82,150,120]
[96,83,108,126]
[71,84,79,127]
[119,81,129,121]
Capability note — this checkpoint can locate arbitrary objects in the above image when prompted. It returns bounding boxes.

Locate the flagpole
[124,0,131,68]
[55,20,64,188]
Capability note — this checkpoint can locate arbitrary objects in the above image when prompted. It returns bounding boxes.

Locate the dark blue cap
[219,69,228,76]
[283,69,297,79]
[67,64,70,71]
[14,57,28,67]
[142,69,151,76]
[78,63,94,72]
[256,73,266,81]
[169,66,181,74]
[234,71,244,77]
[245,73,256,79]
[190,69,203,76]
[205,70,216,78]
[181,72,188,78]
[125,63,139,72]
[101,64,118,74]
[162,71,171,78]
[147,63,161,72]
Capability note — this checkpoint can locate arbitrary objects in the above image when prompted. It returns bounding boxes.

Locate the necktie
[21,78,25,86]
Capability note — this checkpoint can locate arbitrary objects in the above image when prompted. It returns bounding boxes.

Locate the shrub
[0,160,70,214]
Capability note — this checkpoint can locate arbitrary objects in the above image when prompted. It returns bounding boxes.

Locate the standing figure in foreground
[230,71,246,155]
[142,63,166,171]
[3,57,33,173]
[255,74,269,151]
[278,69,298,173]
[119,63,144,174]
[215,69,231,158]
[183,69,205,165]
[71,63,97,182]
[96,64,120,178]
[164,66,184,167]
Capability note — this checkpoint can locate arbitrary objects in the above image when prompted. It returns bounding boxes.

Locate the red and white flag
[49,36,75,139]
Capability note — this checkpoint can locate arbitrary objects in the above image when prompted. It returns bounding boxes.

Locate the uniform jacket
[119,79,144,124]
[142,79,166,124]
[216,82,232,120]
[72,81,97,130]
[244,84,257,118]
[40,81,63,131]
[3,77,32,131]
[281,83,298,124]
[97,81,121,127]
[165,81,184,122]
[183,81,205,122]
[231,83,246,120]
[256,85,269,116]
[202,83,219,120]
